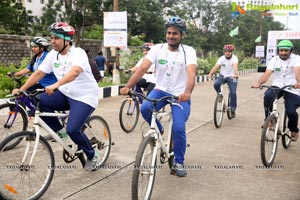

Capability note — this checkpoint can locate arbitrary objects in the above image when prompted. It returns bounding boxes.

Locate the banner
[255,35,262,43]
[103,12,127,49]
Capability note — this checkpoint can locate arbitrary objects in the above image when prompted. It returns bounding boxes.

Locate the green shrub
[240,57,260,69]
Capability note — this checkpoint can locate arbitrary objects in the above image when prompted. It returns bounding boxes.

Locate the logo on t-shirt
[158,59,167,64]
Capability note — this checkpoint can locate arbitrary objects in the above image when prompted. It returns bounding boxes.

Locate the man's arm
[45,66,82,95]
[12,69,46,94]
[120,58,151,94]
[179,64,197,102]
[233,62,239,78]
[207,63,220,78]
[251,69,273,88]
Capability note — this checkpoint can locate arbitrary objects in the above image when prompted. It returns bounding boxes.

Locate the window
[27,0,32,2]
[40,0,44,3]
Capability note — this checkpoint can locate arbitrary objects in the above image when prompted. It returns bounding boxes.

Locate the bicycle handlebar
[128,89,179,105]
[6,88,45,99]
[253,85,294,91]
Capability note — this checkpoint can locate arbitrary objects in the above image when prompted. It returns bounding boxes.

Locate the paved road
[40,72,300,200]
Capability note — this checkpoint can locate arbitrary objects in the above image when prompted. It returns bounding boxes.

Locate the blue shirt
[95,55,106,70]
[26,51,57,87]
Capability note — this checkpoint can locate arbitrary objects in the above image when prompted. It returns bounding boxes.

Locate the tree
[0,0,33,35]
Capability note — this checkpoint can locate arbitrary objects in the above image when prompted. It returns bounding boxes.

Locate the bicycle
[119,84,143,133]
[0,74,35,150]
[129,90,182,200]
[256,85,294,167]
[213,76,234,128]
[0,89,112,200]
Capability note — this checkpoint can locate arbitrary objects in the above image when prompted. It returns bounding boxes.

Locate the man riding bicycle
[13,22,100,171]
[252,40,300,141]
[120,16,197,177]
[207,44,239,118]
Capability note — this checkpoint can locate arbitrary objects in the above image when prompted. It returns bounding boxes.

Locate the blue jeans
[214,76,238,111]
[140,89,191,165]
[264,87,300,132]
[38,90,95,160]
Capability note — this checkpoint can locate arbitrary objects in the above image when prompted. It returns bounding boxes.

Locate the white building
[19,0,50,17]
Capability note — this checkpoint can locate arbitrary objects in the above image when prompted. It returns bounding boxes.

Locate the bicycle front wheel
[0,131,55,200]
[132,134,157,200]
[213,94,224,128]
[261,115,279,167]
[119,98,140,133]
[83,115,112,168]
[282,112,291,149]
[168,131,174,170]
[0,103,28,150]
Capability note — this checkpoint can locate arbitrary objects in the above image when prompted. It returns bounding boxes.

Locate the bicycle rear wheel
[213,94,224,128]
[227,92,233,119]
[119,98,140,133]
[261,115,278,167]
[132,134,157,200]
[83,115,112,168]
[0,103,28,150]
[0,131,55,200]
[282,112,291,149]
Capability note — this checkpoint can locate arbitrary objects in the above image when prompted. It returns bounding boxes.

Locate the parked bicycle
[0,89,112,200]
[254,85,294,167]
[213,76,234,128]
[128,90,182,200]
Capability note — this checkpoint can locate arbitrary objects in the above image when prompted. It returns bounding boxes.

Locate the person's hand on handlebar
[7,71,15,77]
[251,82,261,89]
[178,92,191,103]
[294,83,300,89]
[120,87,130,95]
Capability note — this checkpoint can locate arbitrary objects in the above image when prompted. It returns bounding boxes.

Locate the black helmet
[165,16,186,33]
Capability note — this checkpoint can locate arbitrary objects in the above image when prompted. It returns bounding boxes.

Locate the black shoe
[231,111,236,118]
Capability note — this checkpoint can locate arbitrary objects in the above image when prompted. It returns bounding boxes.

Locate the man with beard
[207,44,239,118]
[120,16,197,177]
[252,40,300,141]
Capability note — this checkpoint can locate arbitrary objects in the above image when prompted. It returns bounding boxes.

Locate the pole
[112,0,120,84]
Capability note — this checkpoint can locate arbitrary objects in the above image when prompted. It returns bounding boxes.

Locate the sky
[271,0,300,31]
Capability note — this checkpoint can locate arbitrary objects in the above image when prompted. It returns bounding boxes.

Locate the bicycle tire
[168,130,174,170]
[119,98,140,133]
[83,115,112,168]
[0,103,28,150]
[261,115,279,167]
[132,134,157,200]
[213,94,224,128]
[227,92,233,119]
[0,131,55,200]
[282,111,291,149]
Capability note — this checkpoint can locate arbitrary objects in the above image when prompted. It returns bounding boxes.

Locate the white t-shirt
[267,53,300,96]
[39,46,99,108]
[135,58,156,84]
[146,43,197,95]
[217,55,239,77]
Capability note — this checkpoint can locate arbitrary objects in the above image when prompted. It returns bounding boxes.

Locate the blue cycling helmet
[165,16,186,33]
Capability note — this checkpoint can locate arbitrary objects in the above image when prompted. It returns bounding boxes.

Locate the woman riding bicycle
[12,22,100,171]
[207,44,239,118]
[8,37,57,91]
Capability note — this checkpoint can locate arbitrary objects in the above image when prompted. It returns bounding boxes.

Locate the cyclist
[128,43,156,96]
[8,37,57,91]
[120,16,197,177]
[13,22,100,171]
[207,44,239,118]
[252,40,300,141]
